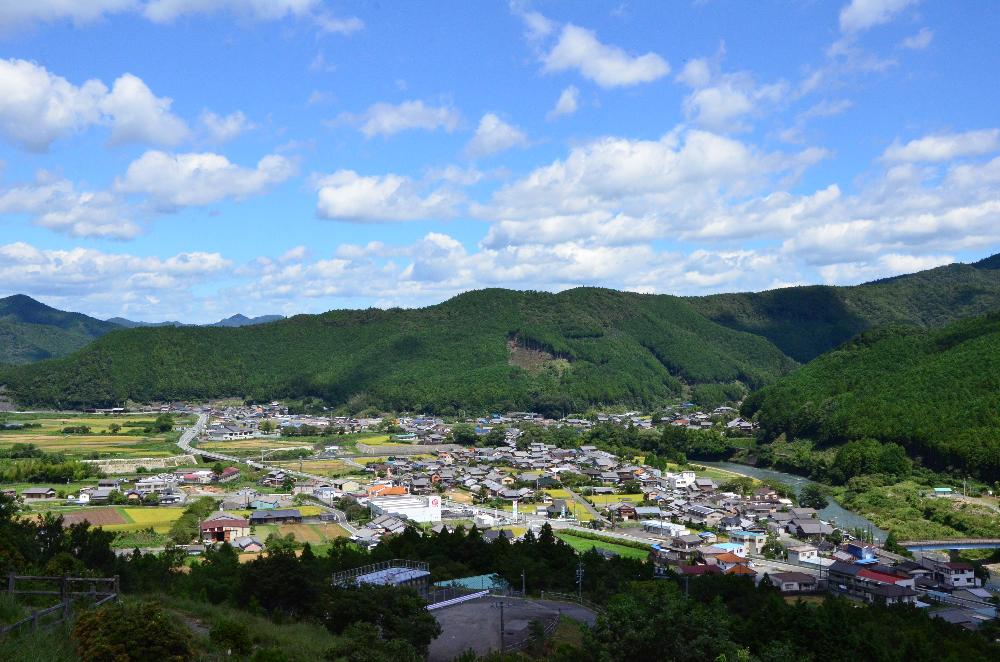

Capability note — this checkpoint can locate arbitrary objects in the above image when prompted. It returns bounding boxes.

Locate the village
[5,399,996,635]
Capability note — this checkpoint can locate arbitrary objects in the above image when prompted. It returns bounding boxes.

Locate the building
[828,561,918,606]
[200,512,250,543]
[729,530,767,555]
[928,561,980,588]
[22,487,56,500]
[768,571,819,594]
[787,544,819,565]
[368,495,442,523]
[250,509,302,525]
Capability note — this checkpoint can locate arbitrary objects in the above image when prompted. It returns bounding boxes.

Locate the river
[701,461,887,541]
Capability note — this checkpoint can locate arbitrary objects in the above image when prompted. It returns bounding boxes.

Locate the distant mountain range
[0,296,282,365]
[105,314,284,329]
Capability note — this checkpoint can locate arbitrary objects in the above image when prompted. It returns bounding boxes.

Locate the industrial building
[368,494,442,523]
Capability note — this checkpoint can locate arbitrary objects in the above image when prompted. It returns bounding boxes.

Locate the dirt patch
[507,337,570,374]
[61,508,127,527]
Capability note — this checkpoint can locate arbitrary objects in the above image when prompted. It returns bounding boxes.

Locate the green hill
[689,260,1000,362]
[743,311,1000,480]
[0,294,121,364]
[0,288,796,412]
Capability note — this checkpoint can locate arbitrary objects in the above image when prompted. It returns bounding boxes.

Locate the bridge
[898,538,1000,551]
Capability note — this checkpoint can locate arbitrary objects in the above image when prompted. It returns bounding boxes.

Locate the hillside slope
[0,295,120,364]
[0,288,795,412]
[689,259,1000,362]
[743,312,1000,480]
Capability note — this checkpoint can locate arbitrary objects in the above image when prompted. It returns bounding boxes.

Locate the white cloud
[547,85,579,120]
[315,13,363,35]
[0,241,231,320]
[142,0,317,23]
[839,0,916,34]
[900,27,933,50]
[465,113,528,158]
[336,100,461,138]
[0,0,135,31]
[0,174,139,239]
[99,73,189,146]
[542,24,669,88]
[882,129,1000,162]
[314,170,461,222]
[199,110,254,142]
[0,58,106,151]
[676,57,788,132]
[116,150,295,210]
[0,60,191,150]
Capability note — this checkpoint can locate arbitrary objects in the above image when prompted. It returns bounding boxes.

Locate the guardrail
[426,589,490,610]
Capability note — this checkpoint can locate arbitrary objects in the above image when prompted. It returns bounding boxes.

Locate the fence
[331,559,429,587]
[1,574,119,638]
[538,590,605,614]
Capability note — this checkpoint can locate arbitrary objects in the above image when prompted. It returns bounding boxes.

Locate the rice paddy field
[54,506,185,533]
[251,522,349,545]
[196,438,315,452]
[0,413,191,459]
[585,493,644,506]
[554,531,650,560]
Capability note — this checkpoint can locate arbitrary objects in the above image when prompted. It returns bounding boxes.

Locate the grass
[555,531,650,560]
[250,522,349,546]
[272,459,357,477]
[196,437,314,451]
[0,620,77,662]
[153,594,345,660]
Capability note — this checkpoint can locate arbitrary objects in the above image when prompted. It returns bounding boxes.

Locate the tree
[762,531,785,560]
[72,601,194,662]
[798,484,829,510]
[108,423,121,434]
[212,462,224,477]
[323,586,441,657]
[154,414,173,433]
[259,419,277,434]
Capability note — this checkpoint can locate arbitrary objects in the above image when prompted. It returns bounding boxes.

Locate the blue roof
[716,542,744,552]
[731,530,766,538]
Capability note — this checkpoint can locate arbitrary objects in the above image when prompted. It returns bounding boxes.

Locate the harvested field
[60,508,127,527]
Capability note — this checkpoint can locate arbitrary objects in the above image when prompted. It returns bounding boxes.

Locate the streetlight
[491,600,506,652]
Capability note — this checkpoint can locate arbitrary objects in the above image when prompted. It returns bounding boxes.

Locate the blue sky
[0,0,998,322]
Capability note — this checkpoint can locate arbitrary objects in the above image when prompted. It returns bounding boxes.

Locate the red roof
[858,569,905,585]
[715,552,748,564]
[677,564,722,575]
[725,565,757,576]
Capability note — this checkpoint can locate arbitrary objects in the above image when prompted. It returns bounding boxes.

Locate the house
[200,512,251,543]
[787,544,819,565]
[250,509,302,525]
[828,561,918,606]
[249,497,280,510]
[788,519,833,539]
[634,506,663,519]
[21,487,56,500]
[233,536,264,553]
[605,503,637,521]
[218,466,241,483]
[714,553,755,576]
[260,470,288,487]
[928,561,980,588]
[675,564,723,576]
[730,530,767,555]
[367,484,408,498]
[768,571,819,593]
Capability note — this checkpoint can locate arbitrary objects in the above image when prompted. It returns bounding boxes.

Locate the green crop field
[0,413,189,459]
[554,532,650,560]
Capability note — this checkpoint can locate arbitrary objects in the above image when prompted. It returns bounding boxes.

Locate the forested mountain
[0,295,120,364]
[0,288,794,412]
[743,311,1000,480]
[690,256,1000,362]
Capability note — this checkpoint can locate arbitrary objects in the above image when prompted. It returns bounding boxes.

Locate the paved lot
[429,597,596,661]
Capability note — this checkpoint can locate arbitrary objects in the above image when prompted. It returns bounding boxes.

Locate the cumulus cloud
[99,73,189,146]
[335,100,461,138]
[198,110,254,142]
[676,57,788,132]
[465,113,528,158]
[547,85,579,120]
[0,174,139,239]
[314,170,461,222]
[882,129,1000,162]
[0,59,189,151]
[542,24,669,88]
[839,0,916,34]
[0,241,231,320]
[116,150,295,210]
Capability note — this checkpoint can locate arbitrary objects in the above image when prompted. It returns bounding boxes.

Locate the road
[176,412,357,534]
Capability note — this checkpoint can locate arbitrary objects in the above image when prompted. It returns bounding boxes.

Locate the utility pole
[576,560,584,600]
[492,600,506,652]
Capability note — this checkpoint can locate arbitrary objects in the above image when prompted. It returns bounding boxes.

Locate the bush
[211,617,253,655]
[72,600,194,662]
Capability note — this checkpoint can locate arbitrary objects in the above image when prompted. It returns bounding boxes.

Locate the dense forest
[0,288,795,412]
[743,311,1000,481]
[690,255,1000,362]
[0,294,120,365]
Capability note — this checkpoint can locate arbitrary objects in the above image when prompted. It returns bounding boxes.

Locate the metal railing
[331,559,429,587]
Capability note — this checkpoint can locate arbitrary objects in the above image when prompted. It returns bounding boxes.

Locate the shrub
[72,600,194,662]
[211,617,252,655]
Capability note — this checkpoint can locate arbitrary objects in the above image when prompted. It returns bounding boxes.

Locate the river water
[701,461,887,541]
